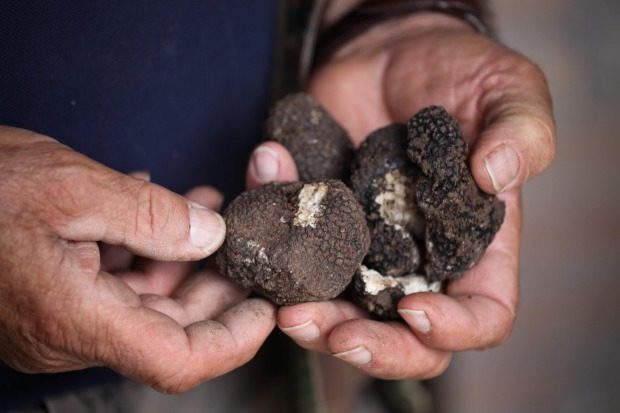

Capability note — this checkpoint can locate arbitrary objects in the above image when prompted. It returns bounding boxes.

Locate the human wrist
[324,12,475,62]
[314,0,489,66]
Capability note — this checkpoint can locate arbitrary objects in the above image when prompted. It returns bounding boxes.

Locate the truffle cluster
[217,93,505,317]
[348,107,505,317]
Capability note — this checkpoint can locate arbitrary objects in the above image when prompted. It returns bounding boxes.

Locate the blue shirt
[0,1,277,410]
[0,0,276,198]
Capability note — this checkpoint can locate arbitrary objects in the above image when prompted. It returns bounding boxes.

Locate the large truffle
[265,93,353,181]
[217,180,370,305]
[408,106,505,282]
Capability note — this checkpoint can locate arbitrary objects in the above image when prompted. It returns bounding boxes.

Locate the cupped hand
[0,127,276,393]
[246,13,555,380]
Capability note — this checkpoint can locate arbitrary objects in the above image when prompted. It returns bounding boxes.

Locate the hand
[0,126,276,393]
[246,13,556,379]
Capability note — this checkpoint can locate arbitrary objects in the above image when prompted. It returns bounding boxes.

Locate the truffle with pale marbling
[216,179,370,305]
[348,106,505,318]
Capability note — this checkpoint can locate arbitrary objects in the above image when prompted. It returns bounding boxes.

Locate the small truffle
[217,179,370,305]
[408,106,505,282]
[265,93,354,181]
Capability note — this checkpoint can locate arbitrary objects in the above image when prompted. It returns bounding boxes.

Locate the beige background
[436,0,620,412]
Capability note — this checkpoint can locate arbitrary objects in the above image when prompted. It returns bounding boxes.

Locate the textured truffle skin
[216,180,370,305]
[350,123,423,277]
[407,106,506,282]
[265,93,354,181]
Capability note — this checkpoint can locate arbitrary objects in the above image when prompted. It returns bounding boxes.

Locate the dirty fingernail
[250,145,279,184]
[398,309,431,334]
[333,346,372,366]
[280,320,320,341]
[484,144,519,193]
[189,201,226,254]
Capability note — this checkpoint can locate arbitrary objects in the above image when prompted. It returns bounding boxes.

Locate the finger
[245,141,299,190]
[183,186,225,212]
[41,151,225,261]
[277,299,367,352]
[100,242,135,273]
[470,56,557,193]
[327,319,452,380]
[138,269,249,326]
[100,171,153,273]
[105,297,276,393]
[118,186,225,295]
[398,189,521,351]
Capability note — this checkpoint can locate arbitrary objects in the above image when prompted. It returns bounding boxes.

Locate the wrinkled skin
[247,13,556,380]
[0,10,556,398]
[0,127,276,393]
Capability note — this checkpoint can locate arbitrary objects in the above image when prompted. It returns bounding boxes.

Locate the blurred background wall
[435,0,620,412]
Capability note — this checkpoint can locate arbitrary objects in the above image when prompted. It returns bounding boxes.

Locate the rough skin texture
[407,106,506,282]
[265,92,354,181]
[350,123,422,277]
[216,180,370,305]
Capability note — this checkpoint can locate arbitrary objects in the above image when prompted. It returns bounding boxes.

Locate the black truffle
[348,106,505,318]
[350,124,423,277]
[265,93,354,181]
[408,106,505,282]
[217,179,370,305]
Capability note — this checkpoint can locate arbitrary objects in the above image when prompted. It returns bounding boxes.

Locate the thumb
[50,160,225,261]
[469,63,557,194]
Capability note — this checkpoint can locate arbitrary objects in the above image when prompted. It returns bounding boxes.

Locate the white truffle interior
[293,182,329,228]
[374,170,426,238]
[359,265,441,295]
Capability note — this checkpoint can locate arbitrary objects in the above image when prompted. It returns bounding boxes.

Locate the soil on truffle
[217,179,370,305]
[265,93,353,181]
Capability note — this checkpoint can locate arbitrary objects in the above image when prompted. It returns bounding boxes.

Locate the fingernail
[398,309,431,334]
[280,320,320,341]
[250,145,279,184]
[333,346,372,366]
[189,201,226,254]
[484,144,519,192]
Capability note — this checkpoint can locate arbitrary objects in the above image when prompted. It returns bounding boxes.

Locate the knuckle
[480,308,517,350]
[420,353,453,380]
[132,183,178,241]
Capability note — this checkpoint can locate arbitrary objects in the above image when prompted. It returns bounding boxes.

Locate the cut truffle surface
[265,92,353,181]
[217,179,370,305]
